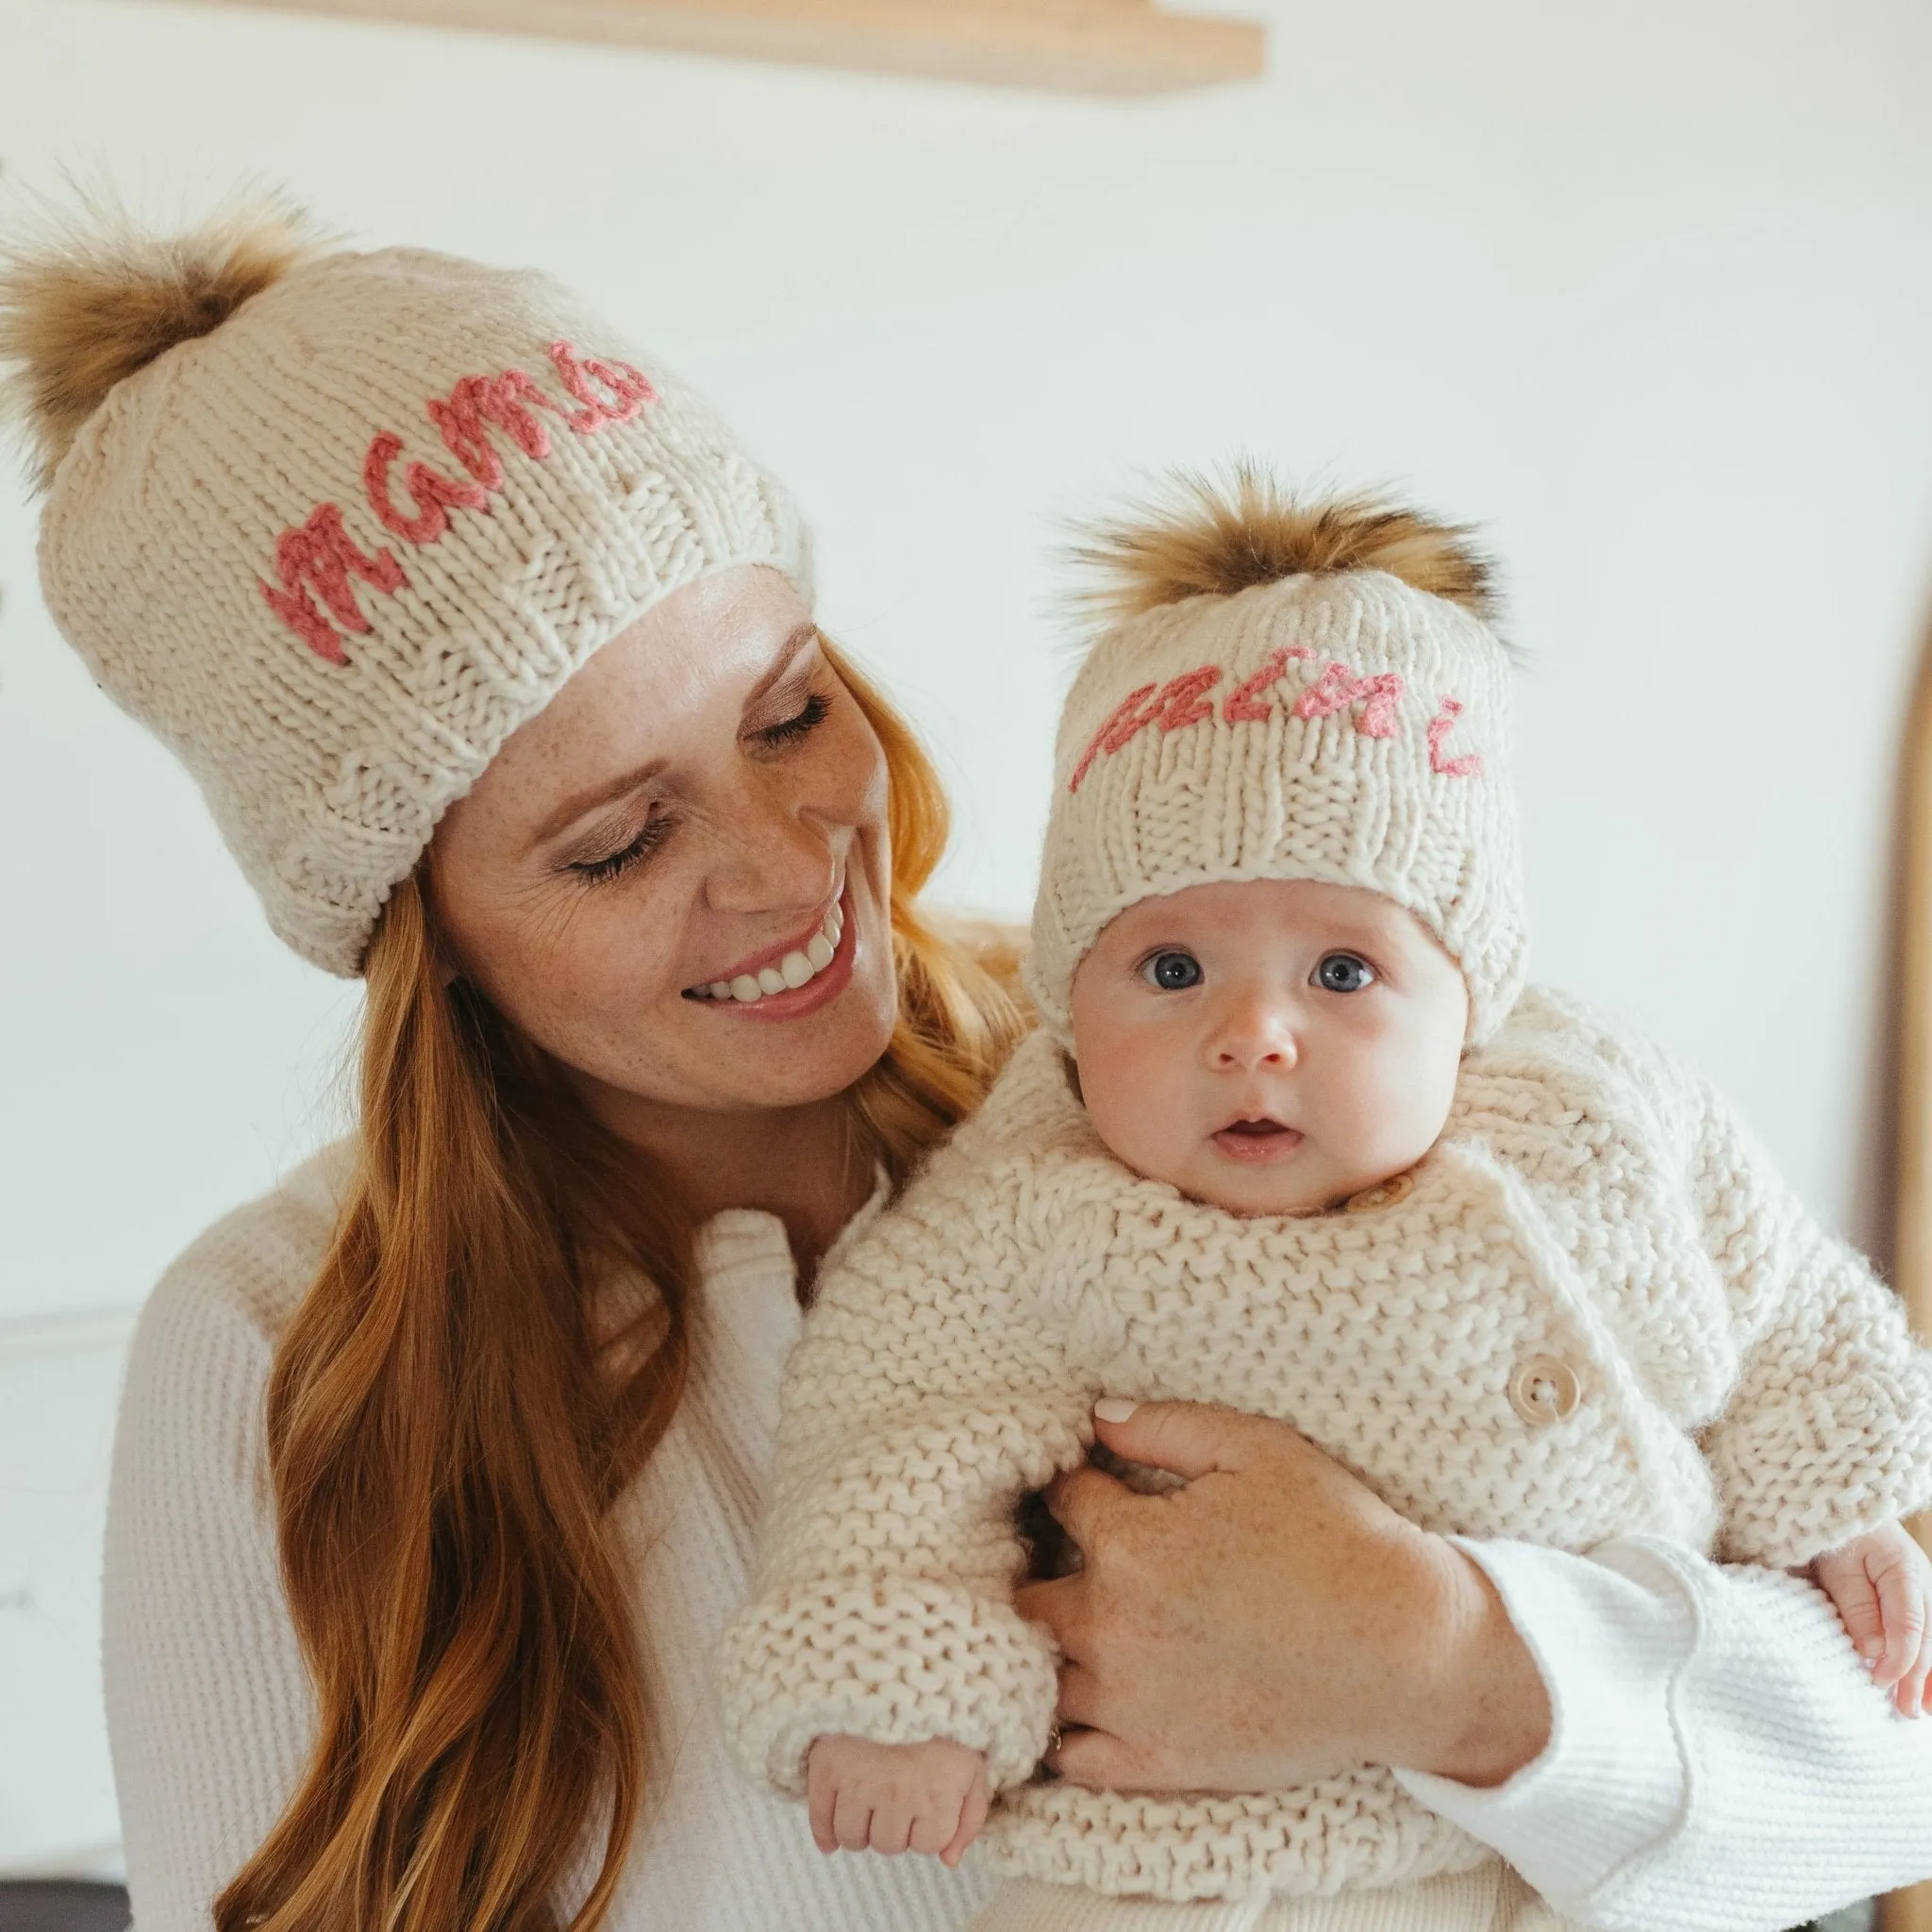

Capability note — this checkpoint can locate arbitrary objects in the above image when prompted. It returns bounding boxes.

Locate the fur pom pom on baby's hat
[1026,468,1527,1048]
[0,192,808,974]
[1069,464,1500,628]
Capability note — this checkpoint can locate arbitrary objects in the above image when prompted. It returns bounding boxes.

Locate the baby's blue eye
[1315,952,1375,993]
[1141,950,1204,991]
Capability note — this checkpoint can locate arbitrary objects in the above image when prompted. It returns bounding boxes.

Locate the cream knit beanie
[0,198,808,974]
[1027,470,1526,1047]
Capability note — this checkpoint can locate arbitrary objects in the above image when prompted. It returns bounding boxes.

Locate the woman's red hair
[216,645,1025,1932]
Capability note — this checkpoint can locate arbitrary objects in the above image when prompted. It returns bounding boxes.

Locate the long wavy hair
[216,644,1026,1932]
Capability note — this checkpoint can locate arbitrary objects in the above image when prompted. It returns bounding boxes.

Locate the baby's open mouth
[1210,1115,1305,1161]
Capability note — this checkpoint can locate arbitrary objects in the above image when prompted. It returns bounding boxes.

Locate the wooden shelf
[167,0,1266,93]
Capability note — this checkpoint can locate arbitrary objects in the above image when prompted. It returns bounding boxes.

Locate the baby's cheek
[1317,1053,1447,1181]
[1085,1037,1201,1185]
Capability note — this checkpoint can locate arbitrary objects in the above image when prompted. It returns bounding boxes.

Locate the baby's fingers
[868,1800,914,1857]
[807,1762,838,1854]
[831,1786,875,1853]
[1817,1551,1886,1667]
[1896,1626,1932,1718]
[907,1800,959,1861]
[1873,1552,1929,1690]
[940,1774,991,1869]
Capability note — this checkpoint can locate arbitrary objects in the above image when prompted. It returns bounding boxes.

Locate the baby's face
[1068,878,1469,1218]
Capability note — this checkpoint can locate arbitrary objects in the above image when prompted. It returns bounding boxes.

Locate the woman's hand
[1013,1398,1552,1795]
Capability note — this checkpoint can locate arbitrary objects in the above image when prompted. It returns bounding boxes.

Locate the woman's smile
[684,879,858,1022]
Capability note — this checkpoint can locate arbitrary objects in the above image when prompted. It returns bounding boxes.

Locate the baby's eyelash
[758,691,831,747]
[571,812,673,885]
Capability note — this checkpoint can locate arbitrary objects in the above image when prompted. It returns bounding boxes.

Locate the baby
[722,473,1932,1928]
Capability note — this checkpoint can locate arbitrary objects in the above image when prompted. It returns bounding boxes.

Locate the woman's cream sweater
[100,1144,991,1932]
[721,987,1932,1908]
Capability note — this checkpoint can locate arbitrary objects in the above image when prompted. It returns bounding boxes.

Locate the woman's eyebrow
[532,757,670,847]
[528,623,819,849]
[742,621,821,709]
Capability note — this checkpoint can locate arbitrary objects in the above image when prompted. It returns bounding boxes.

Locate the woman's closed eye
[568,809,675,886]
[1313,951,1376,993]
[1141,948,1205,991]
[567,691,831,886]
[752,689,831,750]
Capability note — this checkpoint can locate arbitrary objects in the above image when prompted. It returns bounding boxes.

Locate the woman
[2,199,1924,1932]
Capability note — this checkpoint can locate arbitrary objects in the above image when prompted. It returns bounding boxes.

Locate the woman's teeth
[698,900,844,1004]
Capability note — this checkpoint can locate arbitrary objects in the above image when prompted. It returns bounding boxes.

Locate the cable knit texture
[1026,569,1524,1048]
[35,244,808,974]
[719,987,1932,1906]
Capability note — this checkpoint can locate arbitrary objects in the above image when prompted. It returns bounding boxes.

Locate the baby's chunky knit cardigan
[720,987,1932,1906]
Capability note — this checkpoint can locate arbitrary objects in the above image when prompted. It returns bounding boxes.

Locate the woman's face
[431,565,896,1129]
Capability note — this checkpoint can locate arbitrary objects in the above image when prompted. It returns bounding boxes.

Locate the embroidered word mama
[258,341,657,664]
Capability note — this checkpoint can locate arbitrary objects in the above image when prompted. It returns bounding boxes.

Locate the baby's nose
[1210,1008,1298,1070]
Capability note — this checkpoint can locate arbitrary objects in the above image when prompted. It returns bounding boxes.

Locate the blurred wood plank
[158,0,1266,93]
[1882,632,1932,1932]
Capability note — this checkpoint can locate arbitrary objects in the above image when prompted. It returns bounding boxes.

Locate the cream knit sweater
[721,987,1932,1907]
[100,1144,991,1932]
[100,1074,1932,1932]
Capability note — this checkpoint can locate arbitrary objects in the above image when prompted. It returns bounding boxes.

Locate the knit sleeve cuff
[1391,1535,1691,1906]
[1719,1351,1932,1570]
[718,1577,1058,1796]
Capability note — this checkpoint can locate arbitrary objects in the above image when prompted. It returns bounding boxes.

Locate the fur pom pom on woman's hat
[0,192,809,974]
[1026,465,1526,1047]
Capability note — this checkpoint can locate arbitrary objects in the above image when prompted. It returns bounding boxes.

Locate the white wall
[3,0,1931,1323]
[1,0,1930,1869]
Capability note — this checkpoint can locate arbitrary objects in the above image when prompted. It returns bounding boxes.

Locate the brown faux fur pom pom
[0,192,323,488]
[1073,462,1499,629]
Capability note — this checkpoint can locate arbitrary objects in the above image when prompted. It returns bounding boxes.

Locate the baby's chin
[1183,1176,1346,1220]
[1089,1115,1424,1220]
[1137,1149,1357,1221]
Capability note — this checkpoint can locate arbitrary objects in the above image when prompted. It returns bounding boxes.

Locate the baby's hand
[1812,1522,1932,1716]
[805,1735,990,1866]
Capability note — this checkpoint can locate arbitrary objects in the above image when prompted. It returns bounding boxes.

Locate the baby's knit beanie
[1026,467,1525,1047]
[0,197,808,974]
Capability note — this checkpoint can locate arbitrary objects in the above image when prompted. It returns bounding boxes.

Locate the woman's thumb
[1090,1396,1259,1480]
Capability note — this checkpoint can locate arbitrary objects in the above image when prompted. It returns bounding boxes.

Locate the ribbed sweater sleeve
[719,1080,1093,1798]
[1398,1534,1932,1931]
[102,1200,325,1932]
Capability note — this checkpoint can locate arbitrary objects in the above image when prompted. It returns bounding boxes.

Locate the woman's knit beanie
[1026,467,1526,1047]
[0,196,809,975]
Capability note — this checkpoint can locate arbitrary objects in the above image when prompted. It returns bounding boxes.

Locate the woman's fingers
[1055,1658,1106,1730]
[1026,1399,1549,1791]
[1049,1724,1159,1792]
[1040,1462,1130,1555]
[1087,1397,1265,1482]
[1014,1572,1085,1659]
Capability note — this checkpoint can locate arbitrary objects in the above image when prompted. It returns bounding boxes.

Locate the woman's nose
[705,800,839,919]
[1208,1002,1299,1072]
